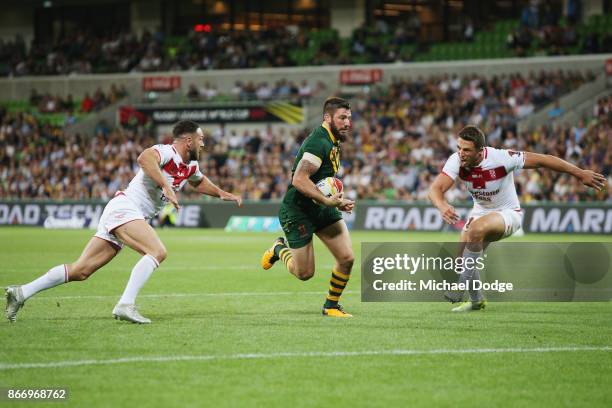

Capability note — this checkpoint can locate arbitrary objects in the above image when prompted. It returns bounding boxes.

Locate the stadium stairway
[65,95,129,137]
[518,72,609,131]
[558,87,612,125]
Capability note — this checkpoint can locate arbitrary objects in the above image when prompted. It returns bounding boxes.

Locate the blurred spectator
[81,93,94,113]
[548,100,564,118]
[463,17,474,42]
[582,32,600,54]
[187,85,200,101]
[565,0,582,25]
[593,96,611,118]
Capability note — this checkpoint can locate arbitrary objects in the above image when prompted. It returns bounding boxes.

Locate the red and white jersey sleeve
[152,144,176,167]
[441,152,461,180]
[500,149,526,172]
[443,147,523,212]
[123,144,204,218]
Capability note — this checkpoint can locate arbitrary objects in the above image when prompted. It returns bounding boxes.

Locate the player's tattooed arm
[292,158,339,207]
[523,152,606,190]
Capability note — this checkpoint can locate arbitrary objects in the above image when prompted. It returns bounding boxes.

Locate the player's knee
[467,223,487,242]
[338,253,355,270]
[150,245,167,264]
[68,263,94,281]
[297,272,314,281]
[295,268,315,281]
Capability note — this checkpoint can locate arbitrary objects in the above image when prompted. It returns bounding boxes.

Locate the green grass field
[1,228,611,407]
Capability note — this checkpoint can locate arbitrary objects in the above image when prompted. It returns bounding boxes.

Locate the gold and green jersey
[282,123,340,209]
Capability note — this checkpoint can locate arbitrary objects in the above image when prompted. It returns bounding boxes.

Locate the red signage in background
[142,76,182,92]
[249,108,267,120]
[339,69,383,85]
[606,59,612,76]
[119,106,149,125]
[194,24,212,33]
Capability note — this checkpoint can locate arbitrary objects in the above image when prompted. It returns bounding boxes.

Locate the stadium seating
[1,72,608,203]
[0,85,127,127]
[2,13,611,76]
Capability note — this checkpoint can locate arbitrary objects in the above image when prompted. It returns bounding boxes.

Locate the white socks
[118,254,160,305]
[21,264,68,300]
[20,255,160,304]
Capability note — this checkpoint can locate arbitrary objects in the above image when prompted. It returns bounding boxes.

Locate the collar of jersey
[171,145,190,165]
[321,122,338,145]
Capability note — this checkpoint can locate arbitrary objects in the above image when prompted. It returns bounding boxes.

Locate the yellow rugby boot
[261,237,286,270]
[322,304,353,318]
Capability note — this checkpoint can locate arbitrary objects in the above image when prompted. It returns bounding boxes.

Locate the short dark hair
[172,120,200,139]
[458,125,486,149]
[323,97,350,116]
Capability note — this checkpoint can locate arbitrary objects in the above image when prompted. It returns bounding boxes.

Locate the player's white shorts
[463,208,523,239]
[94,193,145,249]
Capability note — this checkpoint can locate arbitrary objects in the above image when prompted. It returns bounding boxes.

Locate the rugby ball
[315,177,343,197]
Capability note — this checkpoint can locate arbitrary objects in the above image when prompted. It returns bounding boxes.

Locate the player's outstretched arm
[293,158,353,209]
[138,147,180,210]
[428,173,460,224]
[523,152,607,191]
[192,176,242,207]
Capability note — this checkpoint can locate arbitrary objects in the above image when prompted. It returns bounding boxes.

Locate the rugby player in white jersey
[429,125,605,312]
[5,120,242,323]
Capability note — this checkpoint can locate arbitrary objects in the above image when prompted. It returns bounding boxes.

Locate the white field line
[2,265,336,272]
[36,290,359,300]
[1,346,610,371]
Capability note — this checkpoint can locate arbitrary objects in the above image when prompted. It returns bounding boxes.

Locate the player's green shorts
[279,203,342,248]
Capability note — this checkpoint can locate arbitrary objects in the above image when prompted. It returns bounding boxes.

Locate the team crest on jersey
[163,160,195,187]
[329,146,340,173]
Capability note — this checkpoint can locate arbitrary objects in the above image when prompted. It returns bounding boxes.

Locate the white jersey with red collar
[123,144,204,218]
[441,147,525,212]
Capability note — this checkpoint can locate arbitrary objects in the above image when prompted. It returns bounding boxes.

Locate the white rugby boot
[112,303,151,324]
[5,286,25,323]
[451,300,487,312]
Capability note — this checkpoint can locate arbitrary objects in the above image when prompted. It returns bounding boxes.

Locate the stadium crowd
[0,72,609,203]
[507,1,612,57]
[1,10,611,76]
[186,79,328,103]
[1,28,310,75]
[27,84,128,114]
